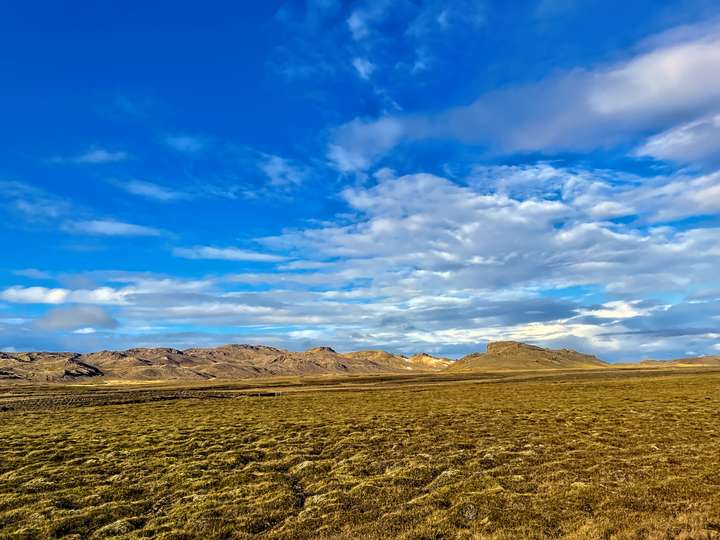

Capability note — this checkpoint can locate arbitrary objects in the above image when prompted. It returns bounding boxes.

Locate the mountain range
[0,341,716,383]
[0,345,450,382]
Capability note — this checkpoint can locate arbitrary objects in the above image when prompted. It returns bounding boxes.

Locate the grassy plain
[1,368,720,539]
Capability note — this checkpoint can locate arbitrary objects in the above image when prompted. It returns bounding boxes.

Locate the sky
[2,0,720,361]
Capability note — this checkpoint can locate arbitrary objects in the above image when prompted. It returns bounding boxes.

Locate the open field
[2,368,720,539]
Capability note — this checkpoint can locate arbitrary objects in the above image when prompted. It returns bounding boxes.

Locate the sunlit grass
[2,370,720,538]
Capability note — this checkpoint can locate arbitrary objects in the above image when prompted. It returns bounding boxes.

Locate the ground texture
[1,369,720,539]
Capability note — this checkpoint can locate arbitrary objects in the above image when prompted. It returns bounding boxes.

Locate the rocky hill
[0,341,637,383]
[406,353,452,369]
[0,344,446,383]
[447,341,608,371]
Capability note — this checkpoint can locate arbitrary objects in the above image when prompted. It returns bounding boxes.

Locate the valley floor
[2,368,720,539]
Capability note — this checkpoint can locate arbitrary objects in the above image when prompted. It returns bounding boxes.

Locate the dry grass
[2,370,720,539]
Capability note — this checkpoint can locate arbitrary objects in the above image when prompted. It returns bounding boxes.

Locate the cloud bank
[329,21,720,170]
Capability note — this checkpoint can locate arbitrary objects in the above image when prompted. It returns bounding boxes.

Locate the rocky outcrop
[62,358,104,379]
[305,346,337,354]
[448,341,607,371]
[407,353,451,369]
[0,368,23,380]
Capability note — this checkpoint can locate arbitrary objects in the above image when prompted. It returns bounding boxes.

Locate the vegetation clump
[1,369,720,538]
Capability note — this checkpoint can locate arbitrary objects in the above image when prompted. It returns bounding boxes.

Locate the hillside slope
[447,341,608,371]
[0,344,444,383]
[639,355,720,367]
[407,353,452,369]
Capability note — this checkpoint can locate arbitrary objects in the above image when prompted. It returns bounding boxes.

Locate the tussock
[2,369,720,538]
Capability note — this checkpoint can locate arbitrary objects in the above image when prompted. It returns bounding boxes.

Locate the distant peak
[306,346,337,354]
[410,352,441,360]
[486,341,544,354]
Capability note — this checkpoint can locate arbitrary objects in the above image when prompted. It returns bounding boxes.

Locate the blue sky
[2,0,720,361]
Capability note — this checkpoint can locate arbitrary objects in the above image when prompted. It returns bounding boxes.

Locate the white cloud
[628,170,720,221]
[73,327,97,334]
[635,113,720,164]
[257,154,309,186]
[53,148,130,164]
[352,57,375,80]
[252,167,720,355]
[173,246,286,262]
[1,182,172,237]
[0,276,214,308]
[61,220,162,237]
[578,301,653,320]
[13,269,51,280]
[264,170,697,293]
[588,37,720,117]
[329,21,720,171]
[114,180,188,201]
[328,116,405,172]
[0,286,125,305]
[4,164,720,360]
[0,181,72,221]
[164,135,207,153]
[347,9,372,40]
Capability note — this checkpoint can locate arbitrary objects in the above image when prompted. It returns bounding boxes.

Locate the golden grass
[1,370,720,539]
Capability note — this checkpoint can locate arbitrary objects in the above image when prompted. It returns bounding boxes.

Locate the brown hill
[0,344,443,383]
[447,341,608,371]
[639,355,720,367]
[0,352,78,382]
[407,353,452,369]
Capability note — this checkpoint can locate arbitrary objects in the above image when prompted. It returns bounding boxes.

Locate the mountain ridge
[4,341,718,383]
[0,344,445,383]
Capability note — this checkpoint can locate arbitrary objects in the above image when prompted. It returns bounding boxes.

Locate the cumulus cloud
[0,286,125,305]
[4,165,720,360]
[35,305,118,331]
[0,276,214,308]
[261,169,720,295]
[249,166,720,357]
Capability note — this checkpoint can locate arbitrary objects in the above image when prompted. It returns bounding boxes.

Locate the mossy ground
[1,370,720,539]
